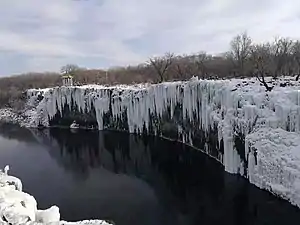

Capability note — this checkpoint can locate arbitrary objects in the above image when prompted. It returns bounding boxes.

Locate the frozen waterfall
[25,76,300,207]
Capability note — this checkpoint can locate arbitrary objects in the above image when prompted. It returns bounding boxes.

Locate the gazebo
[62,74,73,86]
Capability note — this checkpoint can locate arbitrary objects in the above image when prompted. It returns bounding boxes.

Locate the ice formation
[0,166,112,225]
[246,128,300,207]
[23,76,300,206]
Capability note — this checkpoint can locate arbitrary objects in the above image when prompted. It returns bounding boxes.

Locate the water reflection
[0,125,300,225]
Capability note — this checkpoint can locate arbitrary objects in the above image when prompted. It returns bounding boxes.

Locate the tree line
[1,32,300,109]
[148,33,300,88]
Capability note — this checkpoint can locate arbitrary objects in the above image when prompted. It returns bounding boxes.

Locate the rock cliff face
[25,76,300,207]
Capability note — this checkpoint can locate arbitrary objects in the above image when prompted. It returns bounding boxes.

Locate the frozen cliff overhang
[24,76,300,206]
[0,166,112,225]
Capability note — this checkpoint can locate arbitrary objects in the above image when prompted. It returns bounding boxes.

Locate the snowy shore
[0,166,112,225]
[2,76,300,207]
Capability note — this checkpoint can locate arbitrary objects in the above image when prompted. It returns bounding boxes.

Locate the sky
[0,0,300,76]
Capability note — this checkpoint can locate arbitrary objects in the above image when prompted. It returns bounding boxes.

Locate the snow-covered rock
[36,206,60,223]
[0,108,24,125]
[0,166,113,225]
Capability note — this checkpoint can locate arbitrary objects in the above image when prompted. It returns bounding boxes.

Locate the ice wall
[0,166,112,225]
[26,77,300,176]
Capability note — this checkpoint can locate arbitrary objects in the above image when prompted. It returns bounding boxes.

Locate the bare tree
[230,32,252,76]
[174,62,186,80]
[173,56,198,80]
[175,63,196,80]
[250,43,274,91]
[149,52,174,83]
[292,40,300,81]
[60,64,79,76]
[272,37,294,77]
[193,52,209,78]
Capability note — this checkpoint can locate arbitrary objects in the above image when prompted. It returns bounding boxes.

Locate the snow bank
[0,166,112,225]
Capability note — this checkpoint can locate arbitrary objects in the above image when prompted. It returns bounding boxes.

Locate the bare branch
[148,52,174,83]
[292,40,300,80]
[189,52,210,78]
[230,32,252,75]
[271,37,294,77]
[250,44,274,91]
[174,56,197,80]
[60,64,79,76]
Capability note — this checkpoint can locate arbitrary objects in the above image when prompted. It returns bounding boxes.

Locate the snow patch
[0,166,113,225]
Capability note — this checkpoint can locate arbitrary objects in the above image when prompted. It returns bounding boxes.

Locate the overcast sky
[0,0,300,76]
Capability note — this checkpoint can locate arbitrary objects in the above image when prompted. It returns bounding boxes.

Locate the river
[0,123,299,225]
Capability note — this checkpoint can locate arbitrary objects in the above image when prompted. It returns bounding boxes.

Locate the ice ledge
[246,128,300,207]
[0,166,112,225]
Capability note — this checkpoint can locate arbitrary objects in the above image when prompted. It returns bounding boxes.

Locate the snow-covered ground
[0,166,112,225]
[2,76,300,208]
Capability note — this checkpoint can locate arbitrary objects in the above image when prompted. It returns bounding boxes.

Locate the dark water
[0,124,300,225]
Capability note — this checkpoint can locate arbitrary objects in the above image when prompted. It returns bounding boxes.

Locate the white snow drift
[19,76,300,207]
[0,166,112,225]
